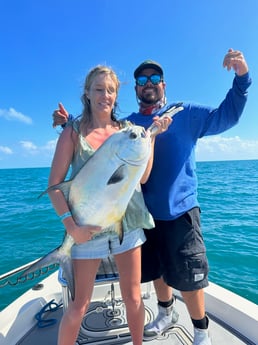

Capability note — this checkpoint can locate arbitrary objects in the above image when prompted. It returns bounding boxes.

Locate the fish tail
[20,244,75,300]
[58,256,75,300]
[20,246,63,276]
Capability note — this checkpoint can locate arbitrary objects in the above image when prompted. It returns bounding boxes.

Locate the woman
[49,65,171,345]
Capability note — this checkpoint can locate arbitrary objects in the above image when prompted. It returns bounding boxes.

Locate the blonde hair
[80,65,121,131]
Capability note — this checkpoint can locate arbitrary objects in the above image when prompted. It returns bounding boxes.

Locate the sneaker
[193,327,212,345]
[143,300,179,339]
[193,316,212,345]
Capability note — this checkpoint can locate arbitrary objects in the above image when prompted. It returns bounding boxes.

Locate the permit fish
[22,125,152,299]
[21,103,183,300]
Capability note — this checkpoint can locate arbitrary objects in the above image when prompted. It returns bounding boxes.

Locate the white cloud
[20,140,38,152]
[0,107,32,124]
[1,135,257,169]
[0,146,13,154]
[196,136,258,161]
[19,139,57,156]
[42,139,57,152]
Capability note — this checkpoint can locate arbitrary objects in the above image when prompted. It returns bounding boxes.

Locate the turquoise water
[0,160,257,310]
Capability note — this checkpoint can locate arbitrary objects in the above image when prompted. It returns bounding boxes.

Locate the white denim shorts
[71,228,146,259]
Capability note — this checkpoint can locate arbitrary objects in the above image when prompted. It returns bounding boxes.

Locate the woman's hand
[64,217,102,244]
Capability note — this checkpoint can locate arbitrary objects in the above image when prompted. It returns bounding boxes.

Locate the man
[52,49,251,345]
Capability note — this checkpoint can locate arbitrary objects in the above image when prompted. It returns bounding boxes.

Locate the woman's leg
[58,258,101,345]
[115,246,144,345]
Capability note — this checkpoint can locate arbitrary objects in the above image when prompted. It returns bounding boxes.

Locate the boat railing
[0,258,59,288]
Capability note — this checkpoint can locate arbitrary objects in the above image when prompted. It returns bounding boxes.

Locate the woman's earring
[85,94,90,104]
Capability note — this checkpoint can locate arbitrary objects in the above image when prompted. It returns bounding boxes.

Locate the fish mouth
[116,153,148,166]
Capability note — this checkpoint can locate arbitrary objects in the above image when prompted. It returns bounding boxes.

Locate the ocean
[0,160,257,311]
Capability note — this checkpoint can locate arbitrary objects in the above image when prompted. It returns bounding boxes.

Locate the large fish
[21,103,183,300]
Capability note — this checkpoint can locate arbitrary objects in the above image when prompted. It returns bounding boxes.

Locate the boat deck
[15,279,253,345]
[1,256,257,345]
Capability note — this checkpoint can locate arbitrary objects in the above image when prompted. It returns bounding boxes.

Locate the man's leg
[142,221,179,339]
[144,210,212,344]
[153,277,173,301]
[143,277,179,339]
[144,281,211,344]
[181,288,205,319]
[181,289,211,345]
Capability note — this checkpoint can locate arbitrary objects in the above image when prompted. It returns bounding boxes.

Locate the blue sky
[1,0,258,169]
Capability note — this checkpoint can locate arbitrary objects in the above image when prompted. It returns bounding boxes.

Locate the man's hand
[223,48,249,76]
[151,115,172,137]
[52,102,69,128]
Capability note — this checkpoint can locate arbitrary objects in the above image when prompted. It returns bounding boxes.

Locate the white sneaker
[193,327,212,345]
[143,301,179,340]
[193,316,212,345]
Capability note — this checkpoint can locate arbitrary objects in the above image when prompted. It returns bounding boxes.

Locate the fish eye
[129,132,137,139]
[141,129,147,138]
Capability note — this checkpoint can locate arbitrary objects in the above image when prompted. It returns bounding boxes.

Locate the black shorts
[141,207,209,291]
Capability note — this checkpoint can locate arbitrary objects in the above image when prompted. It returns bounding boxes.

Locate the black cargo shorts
[141,207,209,291]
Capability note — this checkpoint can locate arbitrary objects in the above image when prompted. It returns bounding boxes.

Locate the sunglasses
[135,74,163,86]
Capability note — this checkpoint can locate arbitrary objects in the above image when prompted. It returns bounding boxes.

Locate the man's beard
[138,93,159,105]
[138,87,163,105]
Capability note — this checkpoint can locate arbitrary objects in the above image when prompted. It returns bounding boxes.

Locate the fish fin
[135,182,142,192]
[114,222,124,245]
[107,165,126,185]
[38,181,72,200]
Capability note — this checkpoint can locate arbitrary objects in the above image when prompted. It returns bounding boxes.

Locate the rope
[35,299,63,328]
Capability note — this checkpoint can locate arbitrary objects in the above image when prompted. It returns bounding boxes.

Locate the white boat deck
[0,269,257,345]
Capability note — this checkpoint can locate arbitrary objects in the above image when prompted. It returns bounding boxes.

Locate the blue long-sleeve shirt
[127,73,252,220]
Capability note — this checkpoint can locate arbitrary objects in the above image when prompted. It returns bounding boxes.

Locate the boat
[0,256,257,345]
